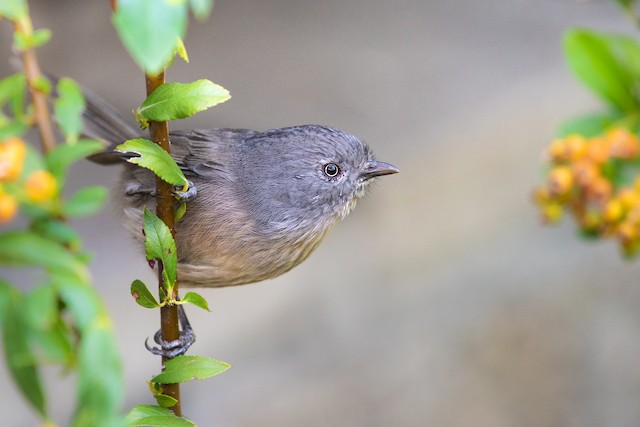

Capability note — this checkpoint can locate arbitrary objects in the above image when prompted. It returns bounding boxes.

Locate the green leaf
[112,0,188,74]
[152,355,230,384]
[557,112,619,138]
[130,279,161,308]
[190,0,213,20]
[31,218,82,250]
[143,208,178,286]
[175,37,189,63]
[72,317,124,427]
[63,186,108,217]
[2,288,47,417]
[125,405,195,427]
[46,139,105,181]
[0,0,27,20]
[54,273,103,331]
[0,73,26,119]
[13,28,51,51]
[181,291,210,311]
[54,78,86,144]
[138,80,230,122]
[0,231,88,281]
[116,138,187,187]
[564,29,639,111]
[155,393,179,408]
[23,284,57,331]
[175,202,187,222]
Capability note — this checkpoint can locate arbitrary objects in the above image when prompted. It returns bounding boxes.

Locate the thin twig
[146,71,183,417]
[14,15,56,153]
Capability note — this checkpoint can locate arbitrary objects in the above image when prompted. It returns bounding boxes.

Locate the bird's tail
[82,85,141,164]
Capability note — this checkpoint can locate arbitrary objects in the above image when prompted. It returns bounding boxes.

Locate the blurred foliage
[534,1,640,258]
[1,0,229,426]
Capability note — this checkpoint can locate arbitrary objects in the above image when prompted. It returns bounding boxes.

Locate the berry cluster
[533,128,640,255]
[0,137,57,223]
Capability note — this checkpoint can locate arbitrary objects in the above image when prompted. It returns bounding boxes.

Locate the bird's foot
[172,180,197,202]
[145,305,196,358]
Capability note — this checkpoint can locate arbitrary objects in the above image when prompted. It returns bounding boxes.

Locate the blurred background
[3,0,640,426]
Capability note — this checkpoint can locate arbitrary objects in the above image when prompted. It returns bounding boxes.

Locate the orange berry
[607,128,640,159]
[24,170,57,203]
[586,137,611,164]
[0,192,17,223]
[0,137,27,181]
[586,175,612,202]
[617,221,638,244]
[548,166,573,196]
[571,160,598,187]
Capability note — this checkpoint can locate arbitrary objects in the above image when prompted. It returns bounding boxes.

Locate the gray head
[236,125,398,239]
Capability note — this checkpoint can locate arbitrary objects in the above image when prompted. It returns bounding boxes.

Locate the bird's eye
[324,163,340,177]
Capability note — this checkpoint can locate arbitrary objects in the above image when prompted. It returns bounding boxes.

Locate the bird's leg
[145,305,196,358]
[172,180,197,202]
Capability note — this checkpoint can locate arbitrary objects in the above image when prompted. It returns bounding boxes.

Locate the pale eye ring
[323,163,340,177]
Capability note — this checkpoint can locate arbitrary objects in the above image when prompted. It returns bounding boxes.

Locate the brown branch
[146,71,182,416]
[14,14,56,153]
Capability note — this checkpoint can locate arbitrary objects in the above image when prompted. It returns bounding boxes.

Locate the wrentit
[85,92,398,288]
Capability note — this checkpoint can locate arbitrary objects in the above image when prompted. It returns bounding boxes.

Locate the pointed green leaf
[558,112,619,138]
[190,0,213,20]
[0,231,88,280]
[138,80,230,122]
[54,78,85,144]
[46,138,105,180]
[152,355,230,384]
[2,289,47,417]
[175,202,187,222]
[143,208,177,285]
[63,186,108,217]
[154,393,179,408]
[0,73,26,119]
[130,279,161,308]
[112,0,188,74]
[116,138,187,187]
[73,317,124,427]
[31,218,82,250]
[181,291,210,311]
[175,38,189,63]
[0,0,27,20]
[13,28,51,51]
[125,405,195,427]
[564,29,638,111]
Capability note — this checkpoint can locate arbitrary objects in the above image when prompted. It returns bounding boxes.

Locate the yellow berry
[0,137,27,182]
[24,170,57,203]
[617,221,638,244]
[619,189,640,210]
[566,134,588,160]
[0,192,17,223]
[548,166,573,196]
[603,198,625,223]
[541,202,563,223]
[547,138,569,162]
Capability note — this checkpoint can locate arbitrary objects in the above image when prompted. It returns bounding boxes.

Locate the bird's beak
[360,161,399,180]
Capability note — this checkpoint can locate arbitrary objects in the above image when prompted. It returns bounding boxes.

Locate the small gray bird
[85,92,398,289]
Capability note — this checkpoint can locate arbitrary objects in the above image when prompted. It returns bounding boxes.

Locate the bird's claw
[145,305,196,358]
[173,180,197,202]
